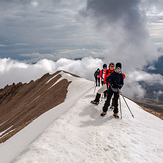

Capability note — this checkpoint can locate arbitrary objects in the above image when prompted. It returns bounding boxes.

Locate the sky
[0,0,163,98]
[0,71,163,163]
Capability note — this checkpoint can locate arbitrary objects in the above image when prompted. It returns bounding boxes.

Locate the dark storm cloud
[77,0,163,98]
[78,0,163,73]
[80,0,149,45]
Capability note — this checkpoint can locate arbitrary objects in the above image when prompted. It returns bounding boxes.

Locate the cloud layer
[0,57,102,88]
[1,57,163,99]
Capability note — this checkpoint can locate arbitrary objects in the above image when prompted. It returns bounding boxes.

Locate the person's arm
[94,71,97,77]
[117,74,124,89]
[104,70,107,84]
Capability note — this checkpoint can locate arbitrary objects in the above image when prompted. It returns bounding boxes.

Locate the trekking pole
[119,92,122,119]
[119,91,134,118]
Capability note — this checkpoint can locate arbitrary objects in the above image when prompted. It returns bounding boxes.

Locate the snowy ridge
[0,71,163,163]
[0,71,93,163]
[12,86,163,163]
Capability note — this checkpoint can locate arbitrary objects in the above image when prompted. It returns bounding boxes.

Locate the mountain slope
[11,85,163,163]
[0,71,163,163]
[0,71,73,143]
[0,71,94,163]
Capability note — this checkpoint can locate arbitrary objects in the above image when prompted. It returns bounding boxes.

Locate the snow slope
[1,72,163,163]
[0,71,93,163]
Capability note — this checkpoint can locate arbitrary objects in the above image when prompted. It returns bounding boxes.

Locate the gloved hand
[111,83,116,88]
[118,85,122,89]
[112,81,118,88]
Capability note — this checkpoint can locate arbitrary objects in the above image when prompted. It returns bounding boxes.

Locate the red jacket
[99,69,107,81]
[104,69,125,86]
[104,69,115,85]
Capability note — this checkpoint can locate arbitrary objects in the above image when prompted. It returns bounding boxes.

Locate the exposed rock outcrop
[0,71,74,143]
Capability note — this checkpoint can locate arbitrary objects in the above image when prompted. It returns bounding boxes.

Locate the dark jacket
[94,69,100,78]
[105,71,124,92]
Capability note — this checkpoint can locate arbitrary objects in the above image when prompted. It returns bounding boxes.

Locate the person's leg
[95,77,97,86]
[94,93,101,103]
[101,80,104,86]
[113,92,119,114]
[102,88,113,113]
[104,90,108,98]
[110,95,115,109]
[97,78,100,86]
[91,85,107,105]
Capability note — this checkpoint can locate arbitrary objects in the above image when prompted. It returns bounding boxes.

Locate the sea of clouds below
[0,57,163,99]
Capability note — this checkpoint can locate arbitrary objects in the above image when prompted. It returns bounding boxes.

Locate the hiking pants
[95,77,100,86]
[95,84,114,103]
[94,85,107,102]
[103,88,119,114]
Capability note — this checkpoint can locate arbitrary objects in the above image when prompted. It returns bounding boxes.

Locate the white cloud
[148,65,156,70]
[0,44,7,47]
[0,57,102,89]
[31,1,38,7]
[14,43,30,46]
[123,70,163,98]
[128,70,163,84]
[20,49,105,63]
[153,90,163,101]
[154,90,163,95]
[1,57,163,100]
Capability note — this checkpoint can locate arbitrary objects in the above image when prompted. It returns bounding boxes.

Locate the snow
[0,72,163,163]
[29,95,41,104]
[0,126,14,138]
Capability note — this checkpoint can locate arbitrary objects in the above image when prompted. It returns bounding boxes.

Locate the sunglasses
[116,67,121,70]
